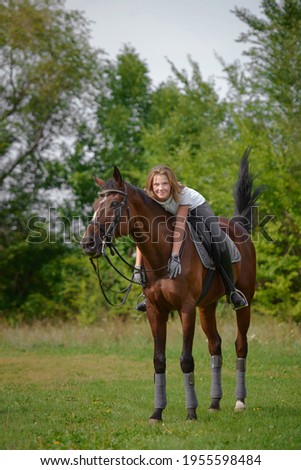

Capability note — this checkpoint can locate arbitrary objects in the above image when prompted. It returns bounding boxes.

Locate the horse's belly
[147,280,195,311]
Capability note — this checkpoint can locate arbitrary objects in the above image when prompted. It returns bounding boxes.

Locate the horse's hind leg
[234,305,251,411]
[199,302,223,411]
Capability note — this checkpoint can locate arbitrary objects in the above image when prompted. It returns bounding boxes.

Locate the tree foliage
[220,0,301,320]
[0,0,300,323]
[0,0,101,320]
[0,0,100,188]
[65,45,152,214]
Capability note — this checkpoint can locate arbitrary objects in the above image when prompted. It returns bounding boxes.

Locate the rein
[89,257,133,307]
[88,185,183,306]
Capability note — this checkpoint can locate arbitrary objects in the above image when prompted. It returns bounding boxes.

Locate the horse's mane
[129,183,169,215]
[103,178,169,217]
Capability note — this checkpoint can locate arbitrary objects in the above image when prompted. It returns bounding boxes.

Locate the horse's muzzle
[80,236,102,258]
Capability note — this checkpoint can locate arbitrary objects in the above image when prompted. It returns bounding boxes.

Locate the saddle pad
[187,222,241,269]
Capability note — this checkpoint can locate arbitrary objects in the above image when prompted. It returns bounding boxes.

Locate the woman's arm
[135,245,143,266]
[172,205,189,255]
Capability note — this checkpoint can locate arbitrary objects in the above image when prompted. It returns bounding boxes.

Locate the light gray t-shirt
[156,186,206,215]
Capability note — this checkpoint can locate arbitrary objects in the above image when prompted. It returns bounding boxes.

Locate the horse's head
[81,166,128,258]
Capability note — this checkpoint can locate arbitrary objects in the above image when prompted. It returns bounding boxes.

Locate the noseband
[89,187,128,254]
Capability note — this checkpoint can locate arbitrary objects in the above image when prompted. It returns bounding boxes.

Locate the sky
[65,0,263,96]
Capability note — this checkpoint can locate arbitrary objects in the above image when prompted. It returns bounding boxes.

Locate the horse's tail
[233,146,266,234]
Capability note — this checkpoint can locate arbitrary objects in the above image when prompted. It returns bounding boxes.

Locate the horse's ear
[113,166,123,187]
[93,174,105,187]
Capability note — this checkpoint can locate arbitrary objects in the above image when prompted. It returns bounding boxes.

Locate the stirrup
[135,295,147,312]
[229,290,248,310]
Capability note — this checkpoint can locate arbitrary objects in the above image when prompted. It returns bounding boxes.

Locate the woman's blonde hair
[145,165,183,203]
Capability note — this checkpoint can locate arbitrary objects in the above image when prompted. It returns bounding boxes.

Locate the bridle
[86,184,176,306]
[88,187,128,256]
[88,185,138,306]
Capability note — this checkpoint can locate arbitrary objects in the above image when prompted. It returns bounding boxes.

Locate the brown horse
[81,150,263,422]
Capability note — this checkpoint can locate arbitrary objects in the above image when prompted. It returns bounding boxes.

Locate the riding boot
[218,248,248,310]
[135,297,147,312]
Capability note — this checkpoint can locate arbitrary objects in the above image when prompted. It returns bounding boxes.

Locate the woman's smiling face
[152,174,171,202]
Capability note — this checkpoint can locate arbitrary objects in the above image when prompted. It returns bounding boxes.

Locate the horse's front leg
[180,309,198,420]
[147,304,168,422]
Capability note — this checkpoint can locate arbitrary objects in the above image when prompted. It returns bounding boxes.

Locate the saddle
[187,221,241,269]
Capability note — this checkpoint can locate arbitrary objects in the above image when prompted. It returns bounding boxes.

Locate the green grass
[0,314,300,450]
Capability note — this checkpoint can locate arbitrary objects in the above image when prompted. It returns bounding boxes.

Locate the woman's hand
[133,265,146,285]
[167,253,181,279]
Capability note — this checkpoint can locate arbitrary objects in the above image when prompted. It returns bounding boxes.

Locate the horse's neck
[128,186,172,268]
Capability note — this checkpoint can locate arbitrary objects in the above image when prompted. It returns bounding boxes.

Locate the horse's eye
[110,200,119,208]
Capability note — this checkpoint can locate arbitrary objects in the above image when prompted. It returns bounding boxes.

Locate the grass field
[0,312,300,450]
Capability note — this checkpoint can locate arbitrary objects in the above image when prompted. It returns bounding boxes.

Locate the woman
[133,164,248,311]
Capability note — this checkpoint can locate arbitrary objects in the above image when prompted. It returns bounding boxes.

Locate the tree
[0,0,100,196]
[0,0,102,319]
[220,0,301,321]
[141,58,235,214]
[66,45,152,214]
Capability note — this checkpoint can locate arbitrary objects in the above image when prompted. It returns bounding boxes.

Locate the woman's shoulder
[179,186,206,206]
[180,185,200,198]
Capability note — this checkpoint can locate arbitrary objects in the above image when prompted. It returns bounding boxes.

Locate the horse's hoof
[149,417,162,424]
[209,407,219,413]
[209,398,220,412]
[186,408,197,421]
[235,400,246,411]
[149,408,163,422]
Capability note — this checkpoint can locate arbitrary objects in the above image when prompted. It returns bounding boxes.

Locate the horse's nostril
[81,237,95,250]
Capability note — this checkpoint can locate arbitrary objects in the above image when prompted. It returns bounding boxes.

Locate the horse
[81,149,264,422]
